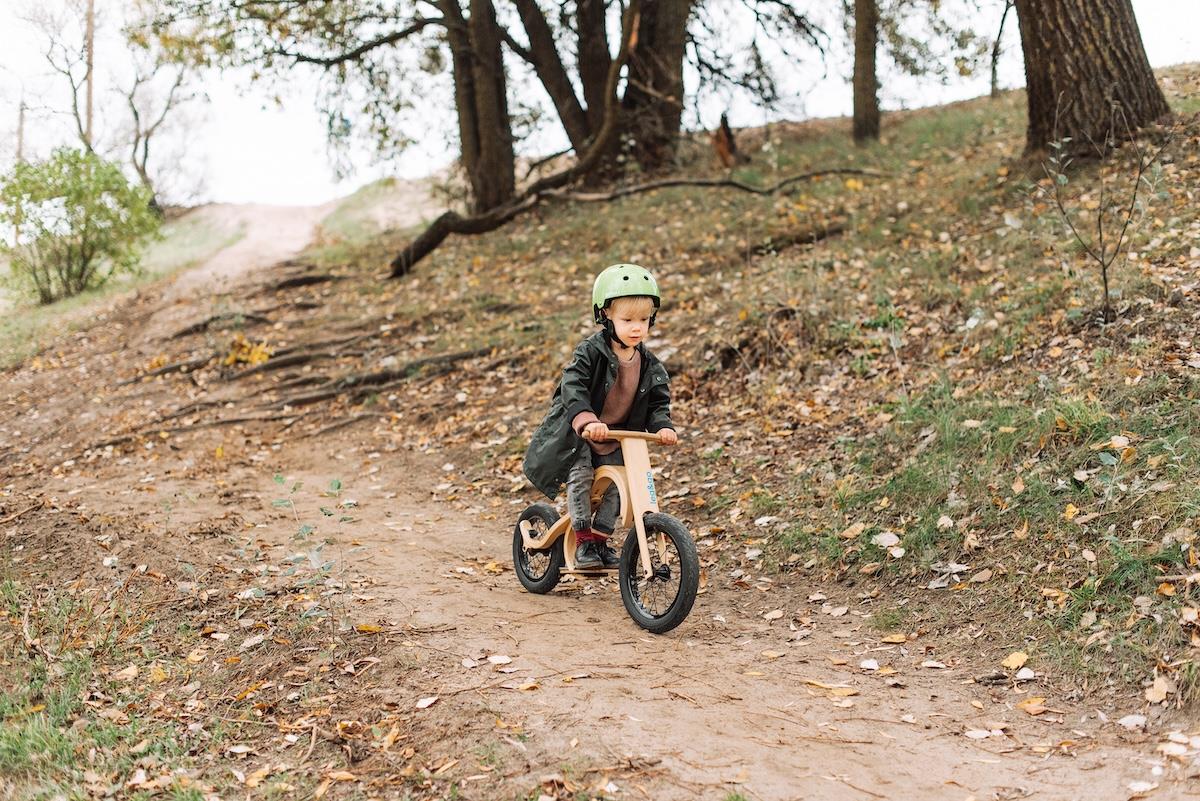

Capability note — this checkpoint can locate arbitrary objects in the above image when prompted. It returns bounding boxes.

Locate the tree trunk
[1013,0,1170,155]
[577,0,611,134]
[440,0,516,213]
[991,0,1013,99]
[621,0,692,171]
[852,0,880,142]
[513,0,591,153]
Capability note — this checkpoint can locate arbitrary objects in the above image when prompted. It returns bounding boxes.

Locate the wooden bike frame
[518,430,662,579]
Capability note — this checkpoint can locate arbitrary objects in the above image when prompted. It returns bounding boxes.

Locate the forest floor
[3,72,1200,800]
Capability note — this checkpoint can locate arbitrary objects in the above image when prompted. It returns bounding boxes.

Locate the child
[523,263,678,569]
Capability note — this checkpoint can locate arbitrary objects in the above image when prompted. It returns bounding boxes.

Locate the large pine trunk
[621,0,692,171]
[440,0,515,213]
[852,0,880,142]
[1013,0,1169,155]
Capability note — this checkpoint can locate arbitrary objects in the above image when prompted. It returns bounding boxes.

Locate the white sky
[0,0,1196,206]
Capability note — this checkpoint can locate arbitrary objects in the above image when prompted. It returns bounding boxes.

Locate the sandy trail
[2,199,1188,801]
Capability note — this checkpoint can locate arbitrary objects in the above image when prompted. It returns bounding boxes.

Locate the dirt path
[0,205,1191,800]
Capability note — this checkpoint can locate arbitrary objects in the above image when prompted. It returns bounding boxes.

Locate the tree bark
[621,0,692,170]
[991,0,1013,99]
[852,0,880,142]
[577,0,611,133]
[390,0,643,277]
[440,0,516,213]
[512,0,592,153]
[1013,0,1170,155]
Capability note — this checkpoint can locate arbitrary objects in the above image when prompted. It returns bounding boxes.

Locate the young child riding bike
[523,263,678,569]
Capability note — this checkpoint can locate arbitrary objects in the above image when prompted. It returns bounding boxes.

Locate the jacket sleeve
[559,340,596,422]
[646,366,674,433]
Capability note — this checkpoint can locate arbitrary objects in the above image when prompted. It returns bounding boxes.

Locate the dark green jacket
[523,331,673,500]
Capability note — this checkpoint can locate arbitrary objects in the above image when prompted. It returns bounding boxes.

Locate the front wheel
[512,503,564,594]
[619,513,699,634]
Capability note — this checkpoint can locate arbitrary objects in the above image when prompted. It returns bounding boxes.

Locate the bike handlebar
[582,429,672,442]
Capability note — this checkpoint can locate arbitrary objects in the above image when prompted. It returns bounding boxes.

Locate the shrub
[0,148,160,304]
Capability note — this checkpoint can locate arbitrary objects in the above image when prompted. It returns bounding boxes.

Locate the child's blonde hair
[606,295,656,318]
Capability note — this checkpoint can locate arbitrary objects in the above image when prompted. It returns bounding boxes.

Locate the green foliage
[0,148,161,304]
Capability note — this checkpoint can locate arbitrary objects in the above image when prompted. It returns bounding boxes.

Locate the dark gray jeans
[566,448,623,534]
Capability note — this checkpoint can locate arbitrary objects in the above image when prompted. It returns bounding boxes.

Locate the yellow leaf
[1013,520,1029,540]
[355,624,383,634]
[1063,504,1079,521]
[881,633,907,644]
[844,177,864,191]
[1017,696,1047,715]
[149,664,168,683]
[1157,582,1176,597]
[214,445,224,459]
[1001,651,1028,670]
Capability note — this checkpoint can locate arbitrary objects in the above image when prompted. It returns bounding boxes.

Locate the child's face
[605,297,654,347]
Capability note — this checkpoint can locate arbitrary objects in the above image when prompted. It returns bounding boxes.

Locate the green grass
[0,580,194,799]
[0,207,244,368]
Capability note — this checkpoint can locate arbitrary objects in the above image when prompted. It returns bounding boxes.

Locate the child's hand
[584,422,610,441]
[657,428,678,446]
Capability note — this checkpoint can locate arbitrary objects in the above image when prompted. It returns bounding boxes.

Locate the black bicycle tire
[512,503,564,594]
[618,513,699,634]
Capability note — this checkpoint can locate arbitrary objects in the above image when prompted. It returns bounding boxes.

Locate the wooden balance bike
[513,430,700,634]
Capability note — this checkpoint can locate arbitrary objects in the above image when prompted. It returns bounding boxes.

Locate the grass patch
[0,208,244,368]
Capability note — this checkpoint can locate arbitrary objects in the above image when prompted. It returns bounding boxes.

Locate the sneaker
[575,540,603,569]
[598,542,620,569]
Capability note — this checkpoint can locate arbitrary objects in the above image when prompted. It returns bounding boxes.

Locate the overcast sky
[0,0,1196,206]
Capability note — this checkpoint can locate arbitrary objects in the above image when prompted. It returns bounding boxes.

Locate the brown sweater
[571,350,641,455]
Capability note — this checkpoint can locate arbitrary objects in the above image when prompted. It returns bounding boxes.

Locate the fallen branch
[0,502,42,526]
[751,221,846,255]
[552,169,883,203]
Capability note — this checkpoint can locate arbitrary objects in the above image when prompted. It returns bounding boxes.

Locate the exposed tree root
[296,413,385,440]
[259,273,341,295]
[228,352,337,381]
[117,353,214,386]
[170,312,271,339]
[273,348,490,408]
[82,413,299,454]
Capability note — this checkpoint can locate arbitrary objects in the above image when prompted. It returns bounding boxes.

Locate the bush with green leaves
[0,148,161,304]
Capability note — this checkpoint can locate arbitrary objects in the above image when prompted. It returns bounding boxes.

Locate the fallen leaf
[881,633,907,644]
[1001,651,1028,670]
[763,609,784,620]
[921,660,947,669]
[355,624,383,634]
[761,650,785,660]
[416,696,439,709]
[111,665,138,682]
[1145,675,1174,704]
[1017,696,1047,715]
[487,654,513,665]
[1117,714,1147,730]
[839,522,866,540]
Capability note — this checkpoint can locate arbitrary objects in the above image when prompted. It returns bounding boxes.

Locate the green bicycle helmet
[591,263,661,325]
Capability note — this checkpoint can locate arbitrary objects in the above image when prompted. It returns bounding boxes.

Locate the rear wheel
[512,504,564,594]
[619,513,699,634]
